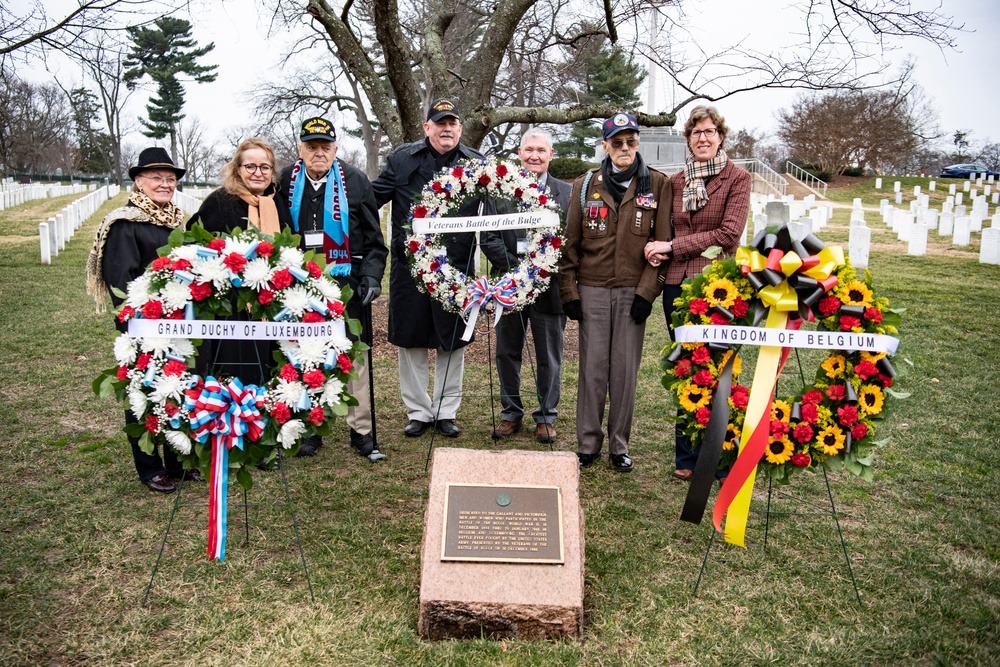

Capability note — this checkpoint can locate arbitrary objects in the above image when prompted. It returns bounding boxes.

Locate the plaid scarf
[85,188,185,312]
[683,149,728,212]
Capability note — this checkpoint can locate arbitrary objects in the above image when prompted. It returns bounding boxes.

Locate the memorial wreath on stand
[94,223,364,559]
[403,157,564,340]
[661,225,906,546]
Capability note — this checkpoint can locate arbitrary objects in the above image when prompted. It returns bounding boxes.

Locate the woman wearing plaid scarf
[644,105,752,483]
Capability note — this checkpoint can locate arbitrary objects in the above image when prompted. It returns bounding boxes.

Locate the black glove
[630,295,653,324]
[358,276,381,306]
[563,300,583,321]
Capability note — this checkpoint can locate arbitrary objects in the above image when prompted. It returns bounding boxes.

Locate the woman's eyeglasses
[690,128,718,139]
[241,164,273,175]
[609,138,638,150]
[142,175,177,186]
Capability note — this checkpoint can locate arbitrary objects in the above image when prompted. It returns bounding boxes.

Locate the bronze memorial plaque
[441,484,564,563]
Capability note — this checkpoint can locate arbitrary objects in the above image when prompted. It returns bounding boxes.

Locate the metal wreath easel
[422,230,558,471]
[691,347,864,608]
[142,330,314,607]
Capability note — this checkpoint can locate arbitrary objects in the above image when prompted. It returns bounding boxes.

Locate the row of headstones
[39,185,121,265]
[869,197,1000,264]
[875,175,996,192]
[0,179,97,211]
[745,194,835,261]
[172,188,207,216]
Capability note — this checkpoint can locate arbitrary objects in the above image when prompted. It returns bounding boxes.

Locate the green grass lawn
[1,186,998,666]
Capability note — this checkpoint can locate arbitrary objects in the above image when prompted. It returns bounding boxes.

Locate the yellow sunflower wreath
[661,229,905,485]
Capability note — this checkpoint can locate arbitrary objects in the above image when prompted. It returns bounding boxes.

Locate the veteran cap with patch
[426,98,461,122]
[300,117,337,142]
[602,112,639,140]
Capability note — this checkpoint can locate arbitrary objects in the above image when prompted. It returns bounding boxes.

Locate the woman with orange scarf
[188,138,292,386]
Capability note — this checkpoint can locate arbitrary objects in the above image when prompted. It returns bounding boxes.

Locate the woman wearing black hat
[186,138,292,391]
[86,147,202,493]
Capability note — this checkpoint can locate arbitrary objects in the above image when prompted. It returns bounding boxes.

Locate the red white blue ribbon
[460,276,518,341]
[183,376,267,561]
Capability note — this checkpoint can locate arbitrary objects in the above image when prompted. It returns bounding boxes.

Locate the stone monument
[418,448,584,640]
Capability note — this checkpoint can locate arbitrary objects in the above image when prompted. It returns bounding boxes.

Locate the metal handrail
[785,161,829,197]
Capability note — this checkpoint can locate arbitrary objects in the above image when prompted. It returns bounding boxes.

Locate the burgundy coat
[661,160,752,286]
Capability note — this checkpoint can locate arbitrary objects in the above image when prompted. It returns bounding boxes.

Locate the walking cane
[364,298,378,451]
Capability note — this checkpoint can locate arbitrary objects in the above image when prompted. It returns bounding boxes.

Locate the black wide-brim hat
[129,147,186,180]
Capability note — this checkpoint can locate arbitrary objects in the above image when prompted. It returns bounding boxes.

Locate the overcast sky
[33,0,1000,156]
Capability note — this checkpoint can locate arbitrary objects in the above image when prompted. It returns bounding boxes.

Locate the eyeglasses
[609,138,638,150]
[142,175,177,187]
[241,163,273,175]
[690,128,719,139]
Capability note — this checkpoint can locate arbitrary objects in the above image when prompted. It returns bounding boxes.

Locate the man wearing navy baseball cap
[557,112,673,473]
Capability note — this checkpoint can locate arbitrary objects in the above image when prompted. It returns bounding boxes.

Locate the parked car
[939,163,1000,179]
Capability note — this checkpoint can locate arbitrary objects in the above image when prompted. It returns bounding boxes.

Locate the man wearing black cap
[557,112,673,473]
[280,117,388,462]
[372,98,483,438]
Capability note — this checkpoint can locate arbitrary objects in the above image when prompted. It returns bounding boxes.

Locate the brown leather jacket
[558,165,673,303]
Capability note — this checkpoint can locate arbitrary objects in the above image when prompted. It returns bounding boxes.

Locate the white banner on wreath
[674,325,899,354]
[127,319,347,340]
[412,210,559,234]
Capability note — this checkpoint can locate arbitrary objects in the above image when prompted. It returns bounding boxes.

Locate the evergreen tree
[124,17,217,164]
[68,87,112,174]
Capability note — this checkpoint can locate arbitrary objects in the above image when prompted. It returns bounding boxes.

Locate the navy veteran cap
[300,117,337,142]
[602,112,639,140]
[427,98,461,122]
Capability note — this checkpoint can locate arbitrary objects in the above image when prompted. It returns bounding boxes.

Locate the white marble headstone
[896,212,914,241]
[926,208,939,230]
[894,181,901,192]
[875,177,882,189]
[956,205,967,217]
[788,220,811,241]
[956,192,964,206]
[964,180,971,192]
[907,223,928,256]
[753,212,768,237]
[879,199,889,215]
[913,186,921,197]
[939,212,954,236]
[982,228,1000,265]
[949,183,957,195]
[849,226,871,268]
[929,180,936,191]
[895,191,903,205]
[764,201,790,225]
[971,212,984,232]
[953,217,971,246]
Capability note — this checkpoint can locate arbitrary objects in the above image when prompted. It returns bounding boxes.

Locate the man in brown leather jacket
[558,112,673,473]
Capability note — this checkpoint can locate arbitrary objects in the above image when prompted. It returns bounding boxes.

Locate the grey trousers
[345,354,372,435]
[398,346,465,422]
[576,284,647,457]
[495,306,567,425]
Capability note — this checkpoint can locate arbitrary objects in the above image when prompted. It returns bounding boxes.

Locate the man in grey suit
[482,128,573,443]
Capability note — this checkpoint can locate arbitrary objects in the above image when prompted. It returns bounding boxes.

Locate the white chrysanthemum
[276,246,304,269]
[164,430,192,456]
[321,377,345,407]
[170,338,195,359]
[280,285,311,316]
[242,257,273,291]
[270,379,304,406]
[312,278,342,302]
[125,274,153,309]
[226,239,256,257]
[128,389,148,418]
[150,374,186,403]
[170,245,201,263]
[296,338,329,366]
[328,330,352,354]
[194,256,231,289]
[278,419,306,448]
[139,337,173,357]
[113,335,138,366]
[160,280,191,313]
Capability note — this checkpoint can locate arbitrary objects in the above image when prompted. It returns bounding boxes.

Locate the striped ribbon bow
[183,376,267,561]
[460,276,518,341]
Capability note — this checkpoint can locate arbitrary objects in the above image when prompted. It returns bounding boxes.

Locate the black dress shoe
[350,429,375,456]
[404,419,432,437]
[296,435,323,457]
[142,474,177,494]
[435,419,461,438]
[610,453,633,473]
[577,452,598,469]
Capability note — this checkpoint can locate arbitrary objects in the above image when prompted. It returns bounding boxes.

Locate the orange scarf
[238,191,281,234]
